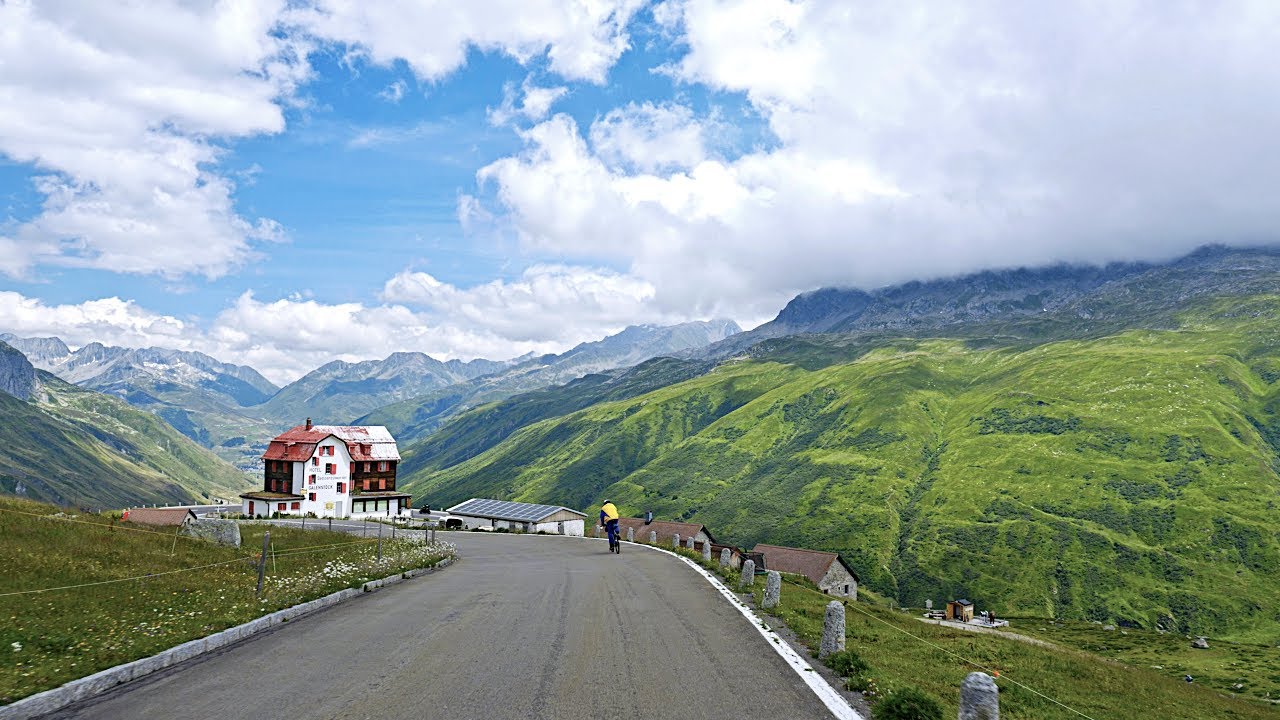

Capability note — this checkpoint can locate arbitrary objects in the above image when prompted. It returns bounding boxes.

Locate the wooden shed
[946,599,974,622]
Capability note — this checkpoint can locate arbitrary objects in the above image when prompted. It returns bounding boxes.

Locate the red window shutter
[291,502,300,510]
[278,503,285,512]
[379,478,386,490]
[350,463,355,474]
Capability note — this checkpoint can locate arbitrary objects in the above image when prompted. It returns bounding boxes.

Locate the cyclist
[600,499,620,553]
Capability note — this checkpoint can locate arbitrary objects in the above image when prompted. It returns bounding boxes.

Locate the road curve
[48,534,836,720]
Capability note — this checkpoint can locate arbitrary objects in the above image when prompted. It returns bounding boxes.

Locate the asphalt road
[48,533,836,720]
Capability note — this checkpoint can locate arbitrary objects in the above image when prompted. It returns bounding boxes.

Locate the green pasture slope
[404,296,1280,641]
[0,375,251,509]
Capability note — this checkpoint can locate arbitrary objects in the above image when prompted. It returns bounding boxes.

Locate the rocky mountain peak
[0,340,40,401]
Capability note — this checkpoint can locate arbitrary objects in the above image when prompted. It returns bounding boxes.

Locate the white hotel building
[240,420,411,519]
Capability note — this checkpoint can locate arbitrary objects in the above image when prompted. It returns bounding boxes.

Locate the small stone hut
[752,544,859,599]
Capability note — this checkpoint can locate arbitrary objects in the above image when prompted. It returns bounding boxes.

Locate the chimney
[305,417,312,430]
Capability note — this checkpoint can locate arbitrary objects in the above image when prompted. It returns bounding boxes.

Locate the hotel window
[291,502,301,511]
[309,474,316,484]
[325,463,335,474]
[379,478,386,490]
[378,461,388,472]
[337,482,345,493]
[277,503,286,512]
[363,462,371,472]
[309,493,316,502]
[312,457,318,466]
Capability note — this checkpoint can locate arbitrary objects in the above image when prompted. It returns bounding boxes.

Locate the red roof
[262,424,400,463]
[616,518,715,546]
[753,544,859,584]
[124,508,196,526]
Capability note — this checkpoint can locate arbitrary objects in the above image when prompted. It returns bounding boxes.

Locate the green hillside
[404,296,1280,641]
[0,373,252,508]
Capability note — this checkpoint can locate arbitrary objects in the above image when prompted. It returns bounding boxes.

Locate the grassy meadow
[659,542,1275,719]
[0,496,454,704]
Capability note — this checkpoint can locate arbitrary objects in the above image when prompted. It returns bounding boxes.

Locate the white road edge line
[634,542,864,720]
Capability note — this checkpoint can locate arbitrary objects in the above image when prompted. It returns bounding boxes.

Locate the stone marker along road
[47,533,837,720]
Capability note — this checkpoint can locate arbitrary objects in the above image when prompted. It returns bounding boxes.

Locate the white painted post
[648,530,657,544]
[672,533,681,549]
[720,548,731,567]
[702,541,712,563]
[959,672,999,719]
[740,559,755,589]
[686,536,695,550]
[763,571,781,609]
[820,601,845,658]
[626,526,634,542]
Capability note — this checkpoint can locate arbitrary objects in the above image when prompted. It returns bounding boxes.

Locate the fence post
[739,559,755,589]
[672,533,681,549]
[255,531,270,597]
[301,515,306,531]
[392,523,396,540]
[377,524,383,562]
[648,530,656,544]
[328,517,332,531]
[820,601,845,658]
[720,548,731,567]
[959,672,999,719]
[702,541,711,563]
[763,571,781,609]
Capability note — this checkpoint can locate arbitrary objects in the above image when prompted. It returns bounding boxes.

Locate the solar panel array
[448,498,583,522]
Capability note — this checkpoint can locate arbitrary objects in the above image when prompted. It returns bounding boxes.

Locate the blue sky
[1,2,1277,382]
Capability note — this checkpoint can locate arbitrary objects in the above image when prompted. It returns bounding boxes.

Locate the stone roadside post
[626,526,634,542]
[702,540,712,562]
[763,570,781,609]
[648,530,657,543]
[739,559,755,589]
[673,533,681,549]
[686,536,695,550]
[959,672,999,719]
[719,548,731,567]
[820,601,845,658]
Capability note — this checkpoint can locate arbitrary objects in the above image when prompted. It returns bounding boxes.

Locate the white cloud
[0,1,308,280]
[589,102,707,173]
[0,292,194,351]
[348,121,446,149]
[286,0,646,84]
[382,264,673,342]
[0,0,646,281]
[472,0,1280,320]
[0,266,681,384]
[488,77,570,126]
[378,79,407,103]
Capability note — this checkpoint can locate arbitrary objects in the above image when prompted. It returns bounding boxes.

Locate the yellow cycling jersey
[601,502,619,521]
